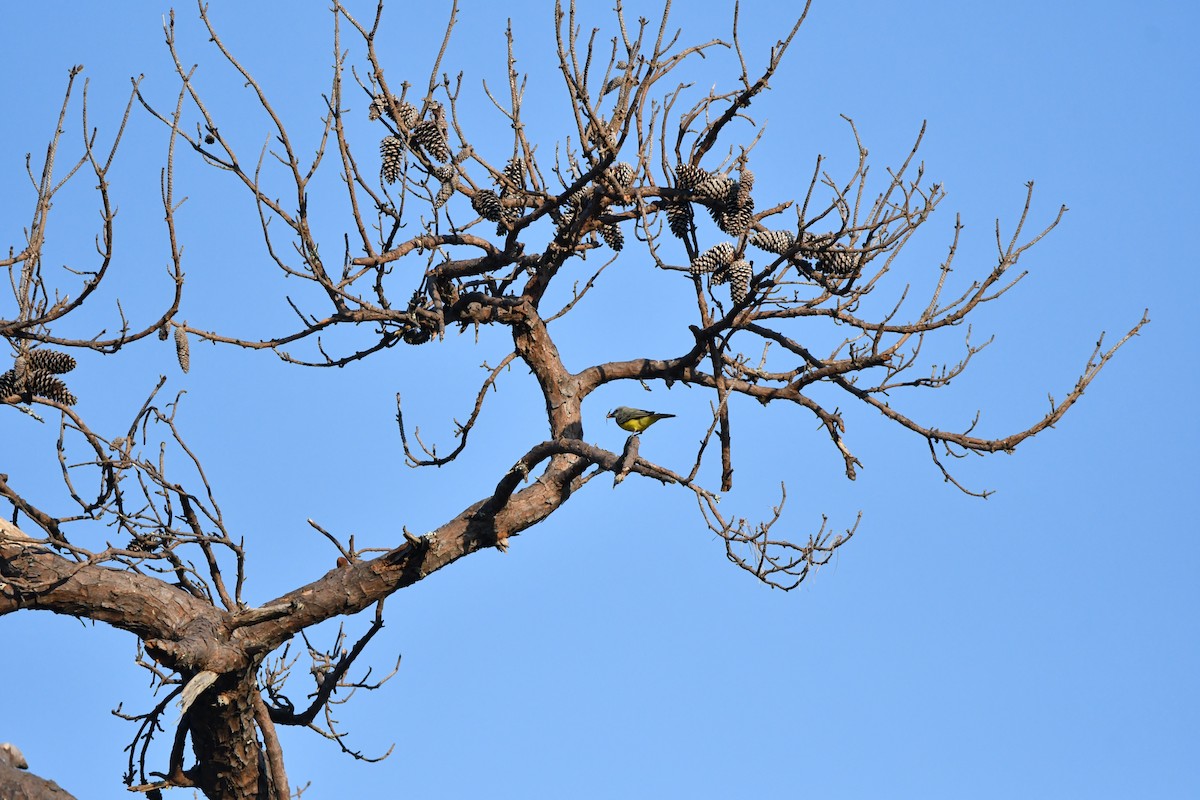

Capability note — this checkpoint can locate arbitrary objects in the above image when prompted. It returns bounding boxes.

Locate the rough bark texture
[0,744,78,800]
[184,670,267,798]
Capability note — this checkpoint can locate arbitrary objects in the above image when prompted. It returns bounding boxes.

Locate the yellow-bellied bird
[607,406,675,433]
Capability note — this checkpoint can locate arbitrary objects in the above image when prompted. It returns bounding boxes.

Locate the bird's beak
[605,410,614,418]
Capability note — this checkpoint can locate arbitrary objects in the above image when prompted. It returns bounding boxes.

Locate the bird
[607,406,676,433]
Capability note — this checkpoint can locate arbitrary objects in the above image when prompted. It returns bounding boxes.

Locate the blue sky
[2,2,1197,798]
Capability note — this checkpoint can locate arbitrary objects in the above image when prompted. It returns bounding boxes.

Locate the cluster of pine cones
[688,242,753,303]
[666,160,866,303]
[0,348,77,405]
[469,156,530,235]
[369,94,452,183]
[549,161,636,250]
[686,228,865,306]
[362,89,868,310]
[670,163,756,238]
[750,229,863,277]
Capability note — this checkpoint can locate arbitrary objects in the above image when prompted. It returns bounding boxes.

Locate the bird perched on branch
[607,406,675,433]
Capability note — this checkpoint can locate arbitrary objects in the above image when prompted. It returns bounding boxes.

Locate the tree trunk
[185,669,269,799]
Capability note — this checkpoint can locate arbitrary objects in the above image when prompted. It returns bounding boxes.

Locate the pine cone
[401,325,434,345]
[175,326,190,374]
[433,180,455,209]
[471,189,504,222]
[736,168,755,207]
[690,242,735,275]
[816,247,861,276]
[693,173,736,202]
[750,229,796,255]
[714,203,754,236]
[555,207,577,236]
[380,136,405,184]
[501,157,525,195]
[493,160,526,227]
[566,186,595,209]
[0,369,17,398]
[609,161,635,187]
[728,259,752,303]
[495,206,522,236]
[664,200,693,239]
[674,163,708,191]
[394,101,419,128]
[599,222,624,251]
[127,534,161,553]
[796,231,832,257]
[368,95,388,121]
[369,95,417,127]
[411,120,450,162]
[26,372,77,405]
[26,348,76,374]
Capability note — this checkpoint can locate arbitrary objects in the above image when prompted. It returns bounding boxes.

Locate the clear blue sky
[2,2,1197,798]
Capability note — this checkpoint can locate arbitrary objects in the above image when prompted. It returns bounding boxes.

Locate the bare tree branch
[0,4,1145,797]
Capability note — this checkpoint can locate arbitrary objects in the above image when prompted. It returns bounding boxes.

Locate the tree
[0,2,1146,798]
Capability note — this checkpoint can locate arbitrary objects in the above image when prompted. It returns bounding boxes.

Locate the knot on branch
[143,616,248,675]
